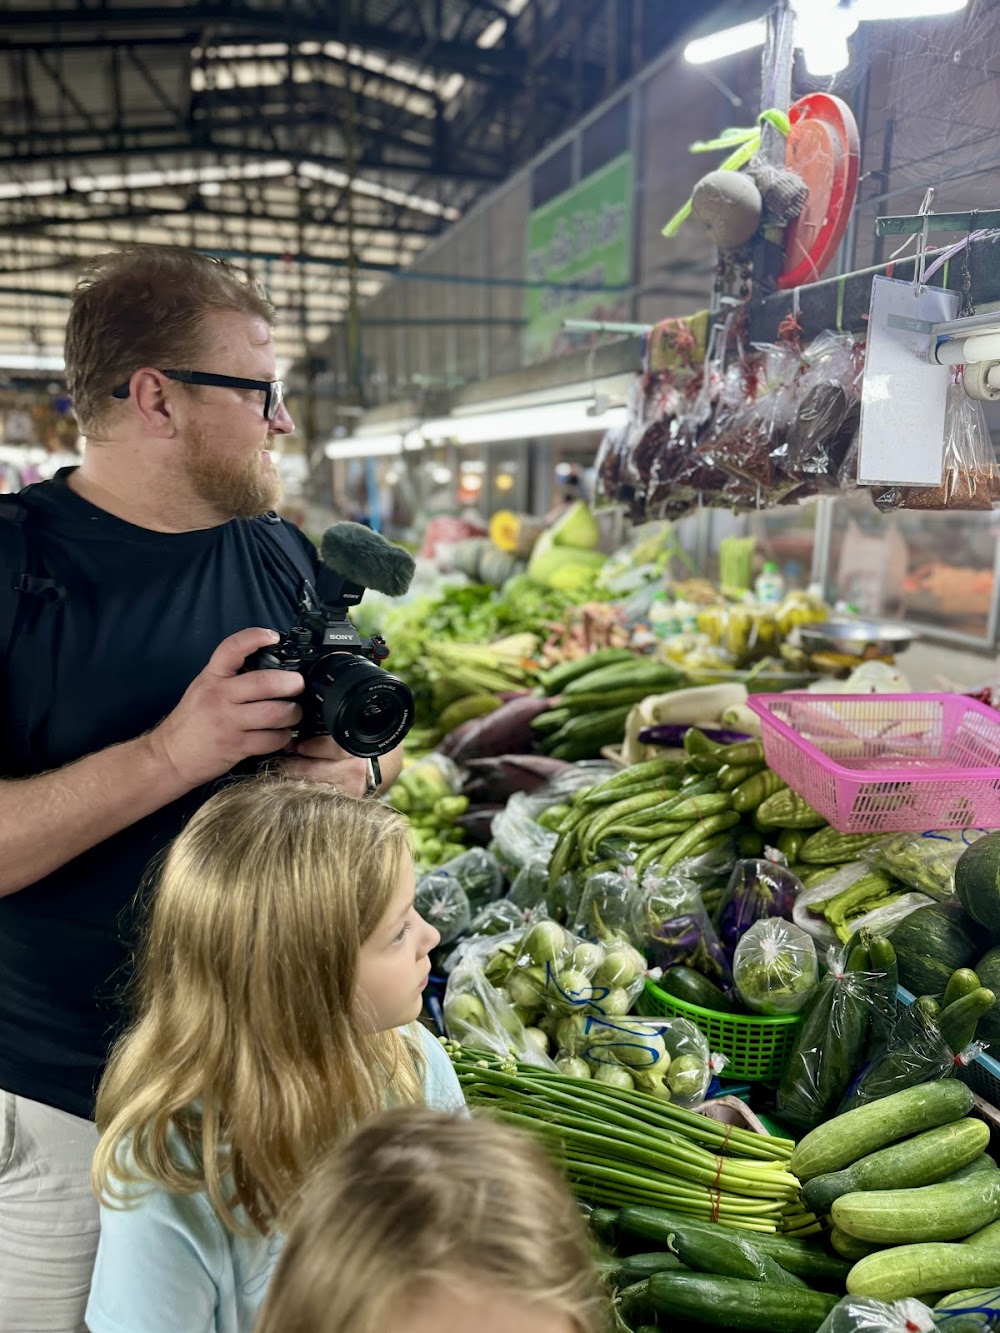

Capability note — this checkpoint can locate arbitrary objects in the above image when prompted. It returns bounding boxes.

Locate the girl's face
[355,857,440,1032]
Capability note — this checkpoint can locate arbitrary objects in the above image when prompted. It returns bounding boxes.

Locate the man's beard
[183,423,282,520]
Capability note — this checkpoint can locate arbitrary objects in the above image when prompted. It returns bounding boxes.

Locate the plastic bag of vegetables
[555,1011,715,1106]
[433,847,504,911]
[489,792,558,882]
[415,870,471,946]
[572,864,645,946]
[632,868,733,989]
[504,916,649,1024]
[793,861,932,949]
[777,936,897,1130]
[865,829,989,903]
[816,1297,937,1333]
[443,942,556,1069]
[718,857,804,962]
[734,918,818,1015]
[464,898,527,941]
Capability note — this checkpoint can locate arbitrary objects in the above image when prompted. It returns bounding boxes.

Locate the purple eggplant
[461,754,573,804]
[446,696,552,764]
[455,805,505,846]
[638,724,752,748]
[646,913,734,988]
[717,859,804,962]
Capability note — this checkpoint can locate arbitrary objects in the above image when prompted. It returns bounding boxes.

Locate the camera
[244,524,416,759]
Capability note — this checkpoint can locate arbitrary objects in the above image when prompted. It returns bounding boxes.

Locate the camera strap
[253,511,319,609]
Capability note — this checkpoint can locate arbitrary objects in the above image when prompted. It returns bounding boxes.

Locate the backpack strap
[253,512,318,607]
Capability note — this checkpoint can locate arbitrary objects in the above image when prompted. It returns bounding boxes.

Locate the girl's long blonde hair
[257,1106,609,1333]
[92,778,424,1235]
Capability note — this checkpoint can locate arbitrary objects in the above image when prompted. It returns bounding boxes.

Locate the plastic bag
[872,374,997,512]
[434,847,504,911]
[466,898,528,939]
[934,1289,1000,1330]
[443,935,556,1068]
[777,941,895,1130]
[573,864,645,946]
[776,332,862,489]
[557,1011,716,1107]
[718,858,805,962]
[793,862,932,949]
[734,918,818,1015]
[839,1000,980,1111]
[415,871,471,946]
[817,1297,937,1333]
[866,829,988,903]
[703,344,801,491]
[489,793,559,883]
[503,916,648,1024]
[632,867,734,988]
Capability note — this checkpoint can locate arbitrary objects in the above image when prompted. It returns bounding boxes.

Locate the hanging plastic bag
[776,332,862,490]
[734,918,818,1015]
[632,867,734,989]
[702,343,801,492]
[718,857,805,962]
[872,373,997,511]
[865,829,989,903]
[777,938,896,1130]
[817,1297,937,1333]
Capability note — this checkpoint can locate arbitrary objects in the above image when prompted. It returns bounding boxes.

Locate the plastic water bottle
[754,561,786,605]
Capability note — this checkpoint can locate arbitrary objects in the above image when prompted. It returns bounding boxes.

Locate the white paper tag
[857,276,960,486]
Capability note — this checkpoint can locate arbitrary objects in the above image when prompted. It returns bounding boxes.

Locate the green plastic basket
[639,978,803,1082]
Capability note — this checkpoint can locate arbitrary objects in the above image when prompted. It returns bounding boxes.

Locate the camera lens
[310,653,414,757]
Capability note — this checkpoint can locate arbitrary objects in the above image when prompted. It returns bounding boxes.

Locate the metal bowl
[798,619,916,657]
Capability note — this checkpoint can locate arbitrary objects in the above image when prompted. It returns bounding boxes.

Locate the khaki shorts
[0,1090,100,1333]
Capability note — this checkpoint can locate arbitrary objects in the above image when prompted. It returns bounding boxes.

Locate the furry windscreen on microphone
[319,522,416,598]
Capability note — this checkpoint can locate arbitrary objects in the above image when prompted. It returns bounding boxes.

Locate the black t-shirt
[0,470,318,1118]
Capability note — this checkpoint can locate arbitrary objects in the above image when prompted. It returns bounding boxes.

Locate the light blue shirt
[85,1026,464,1333]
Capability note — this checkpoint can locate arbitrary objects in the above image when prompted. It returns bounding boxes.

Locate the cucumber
[944,968,983,1008]
[609,1251,683,1285]
[829,1227,880,1262]
[939,987,996,1054]
[655,965,734,1013]
[562,659,682,695]
[831,1167,1000,1244]
[790,1079,974,1182]
[847,1242,1000,1301]
[538,647,635,695]
[643,1271,839,1331]
[665,1224,806,1287]
[956,831,1000,932]
[801,1118,991,1216]
[615,1207,851,1284]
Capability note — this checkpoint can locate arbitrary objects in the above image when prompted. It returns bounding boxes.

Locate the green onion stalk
[446,1044,799,1232]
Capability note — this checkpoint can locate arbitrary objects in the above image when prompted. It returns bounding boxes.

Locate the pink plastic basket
[747,692,1000,834]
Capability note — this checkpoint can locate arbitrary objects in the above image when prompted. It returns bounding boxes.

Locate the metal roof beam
[0,202,441,239]
[0,6,526,78]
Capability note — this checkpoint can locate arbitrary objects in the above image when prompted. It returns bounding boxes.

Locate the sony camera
[244,523,416,759]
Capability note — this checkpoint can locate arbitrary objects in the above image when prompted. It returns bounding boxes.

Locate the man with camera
[0,245,404,1331]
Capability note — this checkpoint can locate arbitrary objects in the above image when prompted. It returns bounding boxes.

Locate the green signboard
[524,152,633,363]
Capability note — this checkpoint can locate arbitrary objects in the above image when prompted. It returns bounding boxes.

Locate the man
[0,245,402,1332]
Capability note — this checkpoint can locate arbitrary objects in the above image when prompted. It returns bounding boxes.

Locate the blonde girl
[85,779,458,1333]
[257,1105,609,1333]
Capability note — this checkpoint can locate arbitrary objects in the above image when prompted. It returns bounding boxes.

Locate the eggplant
[646,913,734,988]
[638,724,752,748]
[460,754,573,804]
[717,858,804,962]
[455,805,505,846]
[446,696,553,764]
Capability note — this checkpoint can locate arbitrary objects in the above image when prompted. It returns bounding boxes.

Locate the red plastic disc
[778,92,860,290]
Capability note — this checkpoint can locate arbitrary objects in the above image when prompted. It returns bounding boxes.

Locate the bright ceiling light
[324,435,402,459]
[0,352,65,371]
[684,18,768,63]
[853,0,966,15]
[685,0,965,66]
[418,400,628,445]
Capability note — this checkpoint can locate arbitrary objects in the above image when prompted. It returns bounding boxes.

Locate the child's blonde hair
[256,1105,609,1333]
[92,778,424,1235]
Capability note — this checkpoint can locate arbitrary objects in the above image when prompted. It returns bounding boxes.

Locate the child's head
[257,1106,609,1333]
[93,778,439,1231]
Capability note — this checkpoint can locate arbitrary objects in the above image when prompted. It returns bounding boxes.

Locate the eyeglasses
[111,369,285,421]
